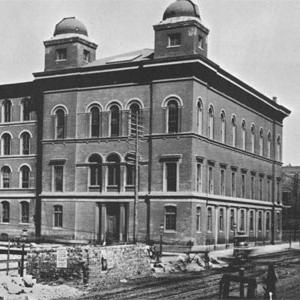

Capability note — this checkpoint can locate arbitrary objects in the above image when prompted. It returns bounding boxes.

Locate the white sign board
[56,247,68,268]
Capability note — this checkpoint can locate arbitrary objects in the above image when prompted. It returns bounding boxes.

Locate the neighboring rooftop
[54,17,88,37]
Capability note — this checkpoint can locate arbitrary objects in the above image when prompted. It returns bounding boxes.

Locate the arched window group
[0,165,31,189]
[0,131,31,156]
[0,201,31,224]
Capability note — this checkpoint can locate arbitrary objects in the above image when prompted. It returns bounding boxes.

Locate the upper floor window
[208,166,214,194]
[107,153,121,190]
[54,205,63,228]
[125,154,135,186]
[20,201,29,223]
[241,174,246,198]
[241,120,246,150]
[53,165,64,192]
[259,177,263,200]
[1,201,9,223]
[90,106,101,138]
[167,100,179,133]
[3,100,11,123]
[196,206,201,232]
[230,209,235,231]
[207,207,212,231]
[220,110,226,143]
[168,33,181,47]
[165,162,177,192]
[22,98,31,121]
[20,165,30,188]
[165,206,177,231]
[251,124,255,153]
[231,171,236,197]
[250,175,255,200]
[267,132,272,159]
[220,168,225,196]
[21,132,30,155]
[198,35,204,49]
[197,100,203,135]
[208,105,214,139]
[88,154,102,189]
[267,178,271,202]
[276,136,281,161]
[231,115,237,147]
[1,133,11,155]
[129,103,141,136]
[110,105,120,137]
[196,162,202,192]
[55,108,66,139]
[249,210,254,231]
[259,128,264,156]
[1,166,11,188]
[83,49,91,62]
[239,210,245,232]
[56,48,67,61]
[266,212,270,231]
[219,208,224,231]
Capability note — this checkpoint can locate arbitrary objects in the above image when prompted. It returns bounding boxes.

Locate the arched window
[267,132,272,159]
[259,128,264,156]
[90,106,101,137]
[22,98,31,121]
[21,132,30,155]
[20,201,29,223]
[241,120,246,150]
[3,100,11,122]
[20,165,30,188]
[1,133,11,155]
[125,153,135,186]
[231,115,237,147]
[107,154,121,190]
[251,124,255,153]
[276,136,281,161]
[2,201,10,223]
[220,111,226,143]
[110,105,120,137]
[54,205,63,228]
[55,108,66,139]
[197,100,203,135]
[167,100,179,133]
[1,166,11,188]
[129,103,141,136]
[88,154,102,189]
[208,105,214,139]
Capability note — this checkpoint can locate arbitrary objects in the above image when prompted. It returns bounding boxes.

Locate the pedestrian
[263,263,278,299]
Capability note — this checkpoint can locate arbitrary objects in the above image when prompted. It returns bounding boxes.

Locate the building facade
[0,0,290,245]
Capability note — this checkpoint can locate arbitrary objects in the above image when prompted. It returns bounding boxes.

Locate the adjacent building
[0,0,290,245]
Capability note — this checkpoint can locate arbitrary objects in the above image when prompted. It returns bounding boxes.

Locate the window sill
[164,230,177,233]
[167,45,181,48]
[19,222,30,225]
[0,222,10,224]
[55,59,67,62]
[52,227,64,230]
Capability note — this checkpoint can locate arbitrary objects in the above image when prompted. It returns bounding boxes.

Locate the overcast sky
[0,0,299,165]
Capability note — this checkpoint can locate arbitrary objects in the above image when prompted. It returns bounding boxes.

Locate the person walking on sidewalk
[263,263,278,299]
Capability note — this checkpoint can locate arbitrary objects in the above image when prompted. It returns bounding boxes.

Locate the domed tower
[153,0,209,59]
[44,17,98,71]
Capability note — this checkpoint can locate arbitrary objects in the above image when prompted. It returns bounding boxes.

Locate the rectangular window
[231,172,236,197]
[196,163,202,192]
[277,180,280,204]
[230,209,235,231]
[267,179,271,202]
[166,162,177,192]
[259,178,263,200]
[241,174,246,198]
[168,33,181,47]
[208,167,214,194]
[258,211,262,231]
[207,207,212,231]
[198,35,204,49]
[277,212,280,231]
[83,49,90,62]
[249,211,254,231]
[54,205,63,228]
[21,202,29,223]
[266,212,270,231]
[251,176,255,199]
[126,165,135,186]
[56,48,67,60]
[165,206,176,231]
[196,206,201,232]
[219,208,224,231]
[239,210,245,232]
[53,165,63,192]
[220,169,225,196]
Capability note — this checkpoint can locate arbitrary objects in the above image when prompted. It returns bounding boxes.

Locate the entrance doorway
[106,205,120,244]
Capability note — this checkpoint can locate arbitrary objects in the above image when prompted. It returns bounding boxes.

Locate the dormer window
[198,36,204,49]
[56,48,67,61]
[83,49,90,62]
[168,33,181,47]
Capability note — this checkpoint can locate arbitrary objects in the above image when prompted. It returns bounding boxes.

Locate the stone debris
[0,274,84,300]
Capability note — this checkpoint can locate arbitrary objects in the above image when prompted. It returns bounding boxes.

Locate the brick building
[0,0,290,245]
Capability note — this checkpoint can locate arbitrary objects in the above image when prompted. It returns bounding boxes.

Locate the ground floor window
[20,201,29,223]
[258,211,262,231]
[54,205,63,228]
[165,206,176,231]
[207,207,212,231]
[1,201,9,223]
[196,206,201,232]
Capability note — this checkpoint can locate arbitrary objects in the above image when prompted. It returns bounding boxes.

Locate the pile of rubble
[152,253,228,274]
[0,274,84,300]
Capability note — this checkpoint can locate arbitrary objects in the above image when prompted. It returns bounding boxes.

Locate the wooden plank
[0,259,23,263]
[0,249,27,255]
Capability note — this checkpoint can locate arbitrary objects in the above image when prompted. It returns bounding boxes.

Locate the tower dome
[163,0,201,21]
[54,17,88,36]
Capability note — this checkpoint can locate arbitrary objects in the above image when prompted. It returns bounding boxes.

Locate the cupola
[154,0,209,59]
[44,17,98,72]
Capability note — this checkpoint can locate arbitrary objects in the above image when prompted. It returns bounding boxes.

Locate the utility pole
[128,110,144,243]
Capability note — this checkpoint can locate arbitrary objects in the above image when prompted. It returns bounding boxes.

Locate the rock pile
[0,274,83,300]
